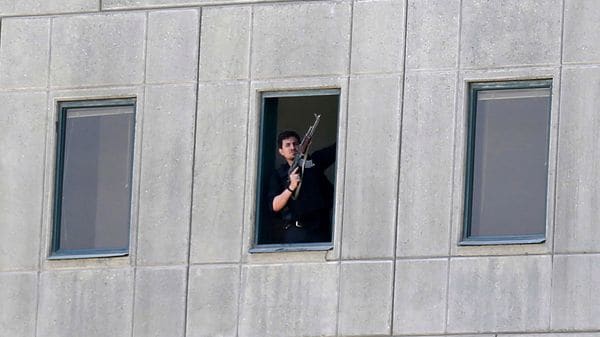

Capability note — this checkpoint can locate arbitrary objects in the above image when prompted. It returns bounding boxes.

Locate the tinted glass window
[53,101,135,255]
[464,83,551,242]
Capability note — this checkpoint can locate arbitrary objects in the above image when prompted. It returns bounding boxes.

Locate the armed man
[267,115,336,244]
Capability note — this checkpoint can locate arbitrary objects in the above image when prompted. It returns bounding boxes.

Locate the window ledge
[459,235,546,246]
[249,243,333,253]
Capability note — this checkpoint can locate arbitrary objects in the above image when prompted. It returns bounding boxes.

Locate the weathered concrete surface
[0,91,47,271]
[460,0,562,68]
[0,0,97,16]
[137,84,196,266]
[338,261,393,335]
[50,12,146,87]
[187,264,240,337]
[551,254,600,330]
[103,0,200,9]
[397,71,455,257]
[563,0,600,64]
[393,259,448,334]
[133,266,186,337]
[1,1,599,337]
[199,6,251,81]
[146,9,199,84]
[350,0,405,74]
[447,256,551,333]
[405,0,460,70]
[555,67,600,253]
[191,82,249,264]
[251,1,351,79]
[0,272,37,337]
[0,18,50,89]
[37,268,133,337]
[238,263,338,337]
[342,75,401,259]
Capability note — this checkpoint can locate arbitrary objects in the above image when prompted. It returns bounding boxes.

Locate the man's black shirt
[267,143,336,242]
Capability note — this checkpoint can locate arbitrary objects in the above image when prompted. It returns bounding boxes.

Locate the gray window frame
[461,80,552,246]
[50,98,136,259]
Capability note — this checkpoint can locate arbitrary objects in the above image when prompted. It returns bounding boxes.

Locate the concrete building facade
[1,0,599,336]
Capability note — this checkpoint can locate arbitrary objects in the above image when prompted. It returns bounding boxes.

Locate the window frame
[250,89,340,253]
[50,98,137,259]
[461,79,552,246]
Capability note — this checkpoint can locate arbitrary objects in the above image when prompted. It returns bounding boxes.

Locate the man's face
[278,136,299,162]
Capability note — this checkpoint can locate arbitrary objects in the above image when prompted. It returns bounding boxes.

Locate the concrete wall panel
[447,256,551,333]
[103,0,199,9]
[563,0,600,64]
[339,261,393,335]
[187,264,240,337]
[508,335,600,337]
[551,254,600,330]
[146,9,199,84]
[191,82,248,263]
[0,91,47,271]
[393,259,447,334]
[0,18,50,89]
[239,263,338,337]
[350,0,405,74]
[199,6,251,81]
[137,84,196,266]
[406,0,459,70]
[0,272,37,337]
[555,67,600,253]
[342,75,401,259]
[251,2,351,79]
[133,267,186,337]
[397,71,455,257]
[0,0,97,16]
[50,13,146,88]
[37,268,133,337]
[460,0,561,68]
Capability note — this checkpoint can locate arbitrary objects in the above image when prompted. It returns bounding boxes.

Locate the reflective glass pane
[469,87,551,238]
[58,105,135,251]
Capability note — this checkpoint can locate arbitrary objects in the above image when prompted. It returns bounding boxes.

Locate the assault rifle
[289,114,321,199]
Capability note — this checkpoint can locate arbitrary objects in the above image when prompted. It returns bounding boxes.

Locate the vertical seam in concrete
[389,0,409,335]
[99,0,103,11]
[549,0,567,330]
[236,6,254,336]
[183,7,203,337]
[142,11,150,85]
[129,11,150,337]
[338,0,355,263]
[335,1,354,335]
[445,0,464,333]
[46,16,54,89]
[34,16,54,337]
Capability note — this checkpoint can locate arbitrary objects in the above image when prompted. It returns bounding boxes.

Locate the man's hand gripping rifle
[289,114,321,200]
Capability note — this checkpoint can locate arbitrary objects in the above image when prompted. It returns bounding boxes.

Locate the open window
[462,80,552,245]
[253,90,340,252]
[51,99,136,258]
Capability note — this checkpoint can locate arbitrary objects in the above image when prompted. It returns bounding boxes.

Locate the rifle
[289,114,321,200]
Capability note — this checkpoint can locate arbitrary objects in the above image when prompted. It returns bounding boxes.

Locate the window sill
[459,235,545,246]
[249,242,333,253]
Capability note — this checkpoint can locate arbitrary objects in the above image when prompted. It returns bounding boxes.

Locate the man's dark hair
[277,130,300,149]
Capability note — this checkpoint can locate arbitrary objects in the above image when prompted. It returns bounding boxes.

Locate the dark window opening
[462,80,552,245]
[253,90,340,251]
[51,99,136,258]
